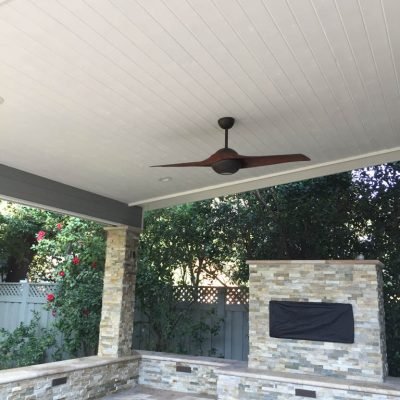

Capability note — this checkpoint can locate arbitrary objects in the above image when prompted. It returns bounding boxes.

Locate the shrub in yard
[0,312,56,370]
[33,217,106,357]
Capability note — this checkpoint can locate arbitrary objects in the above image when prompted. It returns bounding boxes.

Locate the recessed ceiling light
[0,96,4,104]
[159,176,172,183]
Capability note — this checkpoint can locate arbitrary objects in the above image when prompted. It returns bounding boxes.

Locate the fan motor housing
[212,158,242,175]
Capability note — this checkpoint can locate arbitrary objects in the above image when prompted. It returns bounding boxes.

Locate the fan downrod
[218,117,235,130]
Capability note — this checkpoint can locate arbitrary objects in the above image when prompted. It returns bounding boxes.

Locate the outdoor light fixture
[159,176,172,182]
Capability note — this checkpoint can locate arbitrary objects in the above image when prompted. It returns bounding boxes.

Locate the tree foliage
[243,173,360,260]
[138,201,241,287]
[0,204,46,282]
[353,163,400,375]
[136,201,237,352]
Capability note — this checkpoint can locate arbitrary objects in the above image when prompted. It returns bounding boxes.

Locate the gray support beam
[0,163,142,228]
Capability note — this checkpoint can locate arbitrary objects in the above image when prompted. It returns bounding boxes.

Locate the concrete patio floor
[102,386,215,400]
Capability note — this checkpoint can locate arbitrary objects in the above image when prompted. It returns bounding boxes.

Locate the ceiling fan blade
[151,159,212,167]
[239,154,310,168]
[151,148,240,168]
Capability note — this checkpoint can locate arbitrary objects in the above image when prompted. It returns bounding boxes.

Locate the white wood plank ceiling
[0,0,399,209]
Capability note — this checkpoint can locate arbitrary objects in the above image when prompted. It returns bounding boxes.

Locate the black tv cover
[269,301,354,343]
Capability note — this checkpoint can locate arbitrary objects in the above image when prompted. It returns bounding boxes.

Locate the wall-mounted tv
[269,300,354,344]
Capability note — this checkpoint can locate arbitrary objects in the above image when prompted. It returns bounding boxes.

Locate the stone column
[98,226,141,357]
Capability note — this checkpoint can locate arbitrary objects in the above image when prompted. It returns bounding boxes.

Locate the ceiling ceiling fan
[152,117,310,175]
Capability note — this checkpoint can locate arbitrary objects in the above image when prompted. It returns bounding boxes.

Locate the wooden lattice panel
[197,287,218,304]
[0,283,22,297]
[173,286,195,303]
[173,286,249,305]
[226,287,249,305]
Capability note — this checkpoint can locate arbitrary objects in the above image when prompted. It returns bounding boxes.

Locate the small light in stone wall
[159,176,172,183]
[356,254,365,260]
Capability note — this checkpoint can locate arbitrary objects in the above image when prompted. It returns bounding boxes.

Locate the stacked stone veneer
[217,372,400,400]
[0,352,237,400]
[98,226,140,357]
[138,350,237,396]
[248,260,388,383]
[0,355,139,400]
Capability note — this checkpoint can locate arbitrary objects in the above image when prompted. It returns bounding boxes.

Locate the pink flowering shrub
[36,230,46,241]
[46,293,55,302]
[34,217,105,357]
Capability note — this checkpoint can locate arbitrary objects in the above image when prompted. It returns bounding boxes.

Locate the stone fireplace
[217,260,400,400]
[248,260,387,382]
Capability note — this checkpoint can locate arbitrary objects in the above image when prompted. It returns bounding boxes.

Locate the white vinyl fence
[0,282,56,332]
[0,283,249,361]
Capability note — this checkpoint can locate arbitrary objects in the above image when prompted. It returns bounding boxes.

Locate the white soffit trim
[131,147,400,210]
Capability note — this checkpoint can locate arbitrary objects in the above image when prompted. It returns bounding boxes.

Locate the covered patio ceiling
[1,0,399,220]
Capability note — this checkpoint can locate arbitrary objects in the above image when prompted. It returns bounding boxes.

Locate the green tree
[242,173,359,258]
[353,162,400,375]
[137,201,238,352]
[0,203,46,282]
[139,201,240,287]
